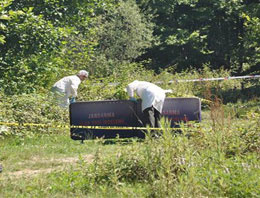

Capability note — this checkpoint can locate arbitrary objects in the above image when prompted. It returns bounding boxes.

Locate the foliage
[1,0,259,95]
[78,62,155,101]
[241,14,260,74]
[0,92,68,139]
[0,0,13,44]
[0,69,260,197]
[152,64,258,105]
[137,0,260,74]
[17,106,258,198]
[0,0,260,194]
[77,65,260,106]
[0,0,117,95]
[0,6,65,94]
[91,0,154,76]
[0,0,156,95]
[1,67,259,139]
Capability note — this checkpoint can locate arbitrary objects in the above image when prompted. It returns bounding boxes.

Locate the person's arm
[126,82,138,102]
[126,83,136,98]
[70,77,81,97]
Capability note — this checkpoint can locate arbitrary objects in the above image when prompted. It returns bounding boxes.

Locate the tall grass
[44,103,260,197]
[0,67,259,197]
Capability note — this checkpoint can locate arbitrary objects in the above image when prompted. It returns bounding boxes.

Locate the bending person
[126,80,172,129]
[51,70,88,107]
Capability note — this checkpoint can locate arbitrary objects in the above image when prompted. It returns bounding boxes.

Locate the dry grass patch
[1,154,94,179]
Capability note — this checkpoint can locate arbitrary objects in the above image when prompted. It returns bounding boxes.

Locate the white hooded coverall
[51,75,81,107]
[127,80,170,113]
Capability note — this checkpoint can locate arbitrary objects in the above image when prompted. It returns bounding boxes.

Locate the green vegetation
[0,0,259,197]
[1,0,259,94]
[0,104,259,197]
[1,69,260,197]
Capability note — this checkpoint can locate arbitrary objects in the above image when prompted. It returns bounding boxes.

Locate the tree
[0,0,13,44]
[89,0,154,76]
[0,0,119,94]
[0,6,63,94]
[136,0,260,74]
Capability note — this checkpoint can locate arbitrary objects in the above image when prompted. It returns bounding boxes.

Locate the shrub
[0,92,68,139]
[45,107,260,197]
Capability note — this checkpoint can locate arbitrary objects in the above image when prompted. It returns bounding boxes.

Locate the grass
[0,100,260,197]
[0,133,148,197]
[0,131,128,173]
[1,63,260,197]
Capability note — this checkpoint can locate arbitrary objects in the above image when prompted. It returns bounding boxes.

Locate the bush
[92,0,154,74]
[0,92,68,139]
[45,107,260,197]
[78,62,155,101]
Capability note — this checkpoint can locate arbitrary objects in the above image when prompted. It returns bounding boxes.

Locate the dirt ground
[1,154,94,178]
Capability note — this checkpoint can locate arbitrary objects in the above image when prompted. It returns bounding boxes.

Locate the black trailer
[69,97,201,140]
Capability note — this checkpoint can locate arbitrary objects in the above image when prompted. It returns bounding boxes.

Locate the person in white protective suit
[126,80,172,128]
[51,70,88,107]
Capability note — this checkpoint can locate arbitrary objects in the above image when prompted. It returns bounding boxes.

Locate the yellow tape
[0,121,69,129]
[0,121,188,131]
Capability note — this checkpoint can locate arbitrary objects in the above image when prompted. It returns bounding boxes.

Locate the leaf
[0,14,10,20]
